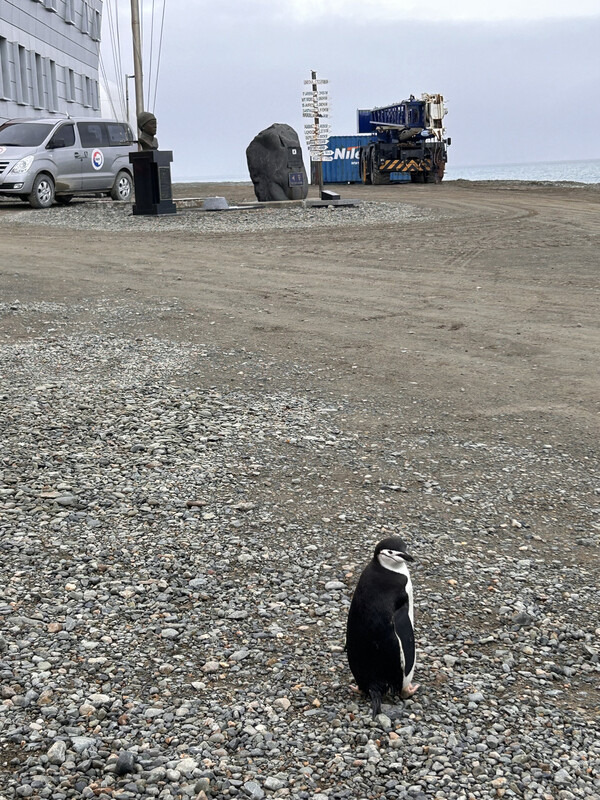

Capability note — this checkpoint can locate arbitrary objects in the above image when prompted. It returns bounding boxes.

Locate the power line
[151,0,167,113]
[100,0,167,120]
[112,0,126,117]
[98,52,118,120]
[103,0,126,119]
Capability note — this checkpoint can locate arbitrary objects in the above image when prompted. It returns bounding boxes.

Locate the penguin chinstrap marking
[346,536,419,718]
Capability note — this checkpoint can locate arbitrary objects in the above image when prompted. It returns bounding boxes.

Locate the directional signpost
[302,70,330,193]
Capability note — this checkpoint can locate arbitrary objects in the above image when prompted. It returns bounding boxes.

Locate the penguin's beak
[400,552,414,562]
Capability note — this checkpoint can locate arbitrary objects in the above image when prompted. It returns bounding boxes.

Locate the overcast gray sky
[101,0,600,180]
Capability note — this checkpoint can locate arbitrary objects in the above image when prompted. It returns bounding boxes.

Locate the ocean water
[173,172,250,184]
[174,159,600,185]
[445,158,600,184]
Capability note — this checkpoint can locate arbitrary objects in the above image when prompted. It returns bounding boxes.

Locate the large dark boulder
[246,123,309,201]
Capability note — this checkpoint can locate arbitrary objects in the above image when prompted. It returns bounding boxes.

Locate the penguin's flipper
[393,603,415,678]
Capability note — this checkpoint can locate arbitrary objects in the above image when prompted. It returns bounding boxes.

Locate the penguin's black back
[346,558,412,702]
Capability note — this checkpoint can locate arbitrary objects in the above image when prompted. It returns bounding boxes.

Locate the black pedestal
[129,150,177,216]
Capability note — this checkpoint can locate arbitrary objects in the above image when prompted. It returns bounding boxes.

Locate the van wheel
[111,171,133,201]
[28,174,55,208]
[56,195,74,205]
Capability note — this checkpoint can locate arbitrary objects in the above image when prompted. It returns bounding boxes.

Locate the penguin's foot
[369,687,383,718]
[401,683,420,699]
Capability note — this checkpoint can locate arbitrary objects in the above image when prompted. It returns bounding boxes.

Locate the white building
[0,0,103,122]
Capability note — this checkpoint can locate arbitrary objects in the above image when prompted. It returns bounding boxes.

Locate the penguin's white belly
[404,577,415,687]
[379,556,416,689]
[406,575,414,625]
[393,568,415,688]
[395,619,416,690]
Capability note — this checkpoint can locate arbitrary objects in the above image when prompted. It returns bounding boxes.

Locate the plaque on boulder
[246,123,309,201]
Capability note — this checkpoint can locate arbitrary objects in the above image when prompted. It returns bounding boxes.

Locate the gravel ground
[1,196,599,800]
[0,199,434,234]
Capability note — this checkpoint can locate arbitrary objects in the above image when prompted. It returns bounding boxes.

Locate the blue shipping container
[321,135,375,183]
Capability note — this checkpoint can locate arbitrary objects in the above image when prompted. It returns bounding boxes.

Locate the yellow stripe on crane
[380,159,433,172]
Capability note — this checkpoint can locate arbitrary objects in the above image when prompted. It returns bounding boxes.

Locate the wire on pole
[151,0,166,113]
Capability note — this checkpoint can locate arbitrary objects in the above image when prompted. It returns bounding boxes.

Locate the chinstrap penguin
[346,536,419,717]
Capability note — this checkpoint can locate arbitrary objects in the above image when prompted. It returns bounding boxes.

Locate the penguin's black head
[374,536,414,571]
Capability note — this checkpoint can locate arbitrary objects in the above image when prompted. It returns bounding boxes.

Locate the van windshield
[0,122,54,147]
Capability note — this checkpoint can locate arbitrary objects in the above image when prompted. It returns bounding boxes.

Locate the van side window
[106,122,132,146]
[77,121,108,148]
[49,124,75,148]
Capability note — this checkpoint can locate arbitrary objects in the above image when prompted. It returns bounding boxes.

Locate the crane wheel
[361,151,372,185]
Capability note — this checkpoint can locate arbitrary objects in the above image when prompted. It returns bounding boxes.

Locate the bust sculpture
[137,111,159,151]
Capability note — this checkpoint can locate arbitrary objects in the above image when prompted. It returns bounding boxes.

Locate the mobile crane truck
[358,93,450,184]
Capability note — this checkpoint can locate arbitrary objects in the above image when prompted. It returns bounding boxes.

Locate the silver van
[0,117,137,208]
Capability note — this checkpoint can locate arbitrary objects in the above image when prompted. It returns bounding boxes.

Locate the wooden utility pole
[130,0,144,121]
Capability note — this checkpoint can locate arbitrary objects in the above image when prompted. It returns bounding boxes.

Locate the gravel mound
[1,315,599,799]
[0,200,434,234]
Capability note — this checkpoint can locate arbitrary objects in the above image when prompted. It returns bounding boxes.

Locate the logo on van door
[91,149,104,170]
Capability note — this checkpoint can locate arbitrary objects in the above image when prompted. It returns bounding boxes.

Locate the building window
[81,2,90,35]
[19,45,31,105]
[34,53,45,108]
[65,67,76,102]
[0,37,13,100]
[91,10,101,40]
[65,0,75,24]
[12,43,26,105]
[47,59,58,111]
[29,51,40,108]
[84,75,91,107]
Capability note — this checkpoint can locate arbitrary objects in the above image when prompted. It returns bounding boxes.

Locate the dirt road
[2,181,599,429]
